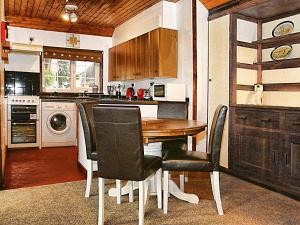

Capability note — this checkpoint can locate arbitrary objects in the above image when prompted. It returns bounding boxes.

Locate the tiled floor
[4,147,85,189]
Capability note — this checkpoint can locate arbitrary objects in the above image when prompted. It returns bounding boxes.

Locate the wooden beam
[5,16,114,37]
[229,14,238,106]
[237,62,258,70]
[237,41,257,49]
[209,0,270,21]
[192,0,197,151]
[257,21,262,83]
[263,83,300,92]
[258,58,300,70]
[237,84,254,91]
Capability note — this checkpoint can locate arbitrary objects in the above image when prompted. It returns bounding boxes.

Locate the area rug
[0,173,299,225]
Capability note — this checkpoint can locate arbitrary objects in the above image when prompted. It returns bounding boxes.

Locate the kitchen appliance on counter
[7,95,41,148]
[126,83,135,99]
[137,88,144,100]
[5,71,40,96]
[152,83,186,101]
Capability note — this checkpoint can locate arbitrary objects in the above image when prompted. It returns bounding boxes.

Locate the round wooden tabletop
[142,118,206,143]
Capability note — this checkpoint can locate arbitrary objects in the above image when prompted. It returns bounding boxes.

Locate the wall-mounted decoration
[271,45,293,61]
[66,33,80,48]
[272,21,294,37]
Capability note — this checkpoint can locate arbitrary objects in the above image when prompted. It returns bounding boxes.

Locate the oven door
[10,121,37,144]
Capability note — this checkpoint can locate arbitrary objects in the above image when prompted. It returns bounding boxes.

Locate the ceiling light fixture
[62,0,78,23]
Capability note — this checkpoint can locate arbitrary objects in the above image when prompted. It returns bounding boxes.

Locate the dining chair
[162,105,228,215]
[79,101,122,203]
[93,105,162,225]
[158,101,188,191]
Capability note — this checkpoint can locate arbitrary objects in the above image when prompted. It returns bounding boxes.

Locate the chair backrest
[78,101,100,159]
[208,105,228,170]
[93,105,145,181]
[157,101,188,119]
[158,102,188,151]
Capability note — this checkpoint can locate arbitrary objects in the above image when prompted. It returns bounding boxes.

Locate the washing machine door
[47,112,71,135]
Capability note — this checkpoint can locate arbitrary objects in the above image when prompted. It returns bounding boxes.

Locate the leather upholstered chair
[162,105,228,215]
[79,101,124,202]
[158,101,188,191]
[78,101,99,198]
[93,105,162,225]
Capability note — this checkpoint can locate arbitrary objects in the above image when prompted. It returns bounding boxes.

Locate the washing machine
[42,102,77,147]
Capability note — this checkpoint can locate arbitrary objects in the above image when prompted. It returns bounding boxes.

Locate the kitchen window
[43,46,103,92]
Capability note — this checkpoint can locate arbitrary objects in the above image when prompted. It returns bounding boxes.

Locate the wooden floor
[4,147,85,190]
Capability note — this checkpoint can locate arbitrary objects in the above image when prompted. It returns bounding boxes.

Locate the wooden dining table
[108,117,207,204]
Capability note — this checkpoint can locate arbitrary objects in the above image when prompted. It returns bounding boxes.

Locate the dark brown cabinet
[230,106,300,198]
[108,28,178,81]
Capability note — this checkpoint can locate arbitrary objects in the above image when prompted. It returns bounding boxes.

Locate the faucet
[83,90,88,97]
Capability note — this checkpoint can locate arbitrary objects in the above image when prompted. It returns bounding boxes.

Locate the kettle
[137,88,145,100]
[126,83,135,99]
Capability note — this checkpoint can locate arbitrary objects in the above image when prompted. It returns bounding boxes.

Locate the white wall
[112,1,177,46]
[110,0,209,150]
[6,27,112,87]
[196,0,208,151]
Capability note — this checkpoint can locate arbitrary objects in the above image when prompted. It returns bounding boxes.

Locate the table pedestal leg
[108,142,199,204]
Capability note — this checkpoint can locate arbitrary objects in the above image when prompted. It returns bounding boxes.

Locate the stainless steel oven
[7,96,40,148]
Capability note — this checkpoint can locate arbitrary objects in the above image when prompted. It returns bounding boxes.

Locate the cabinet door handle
[285,153,289,166]
[261,118,272,122]
[237,116,247,120]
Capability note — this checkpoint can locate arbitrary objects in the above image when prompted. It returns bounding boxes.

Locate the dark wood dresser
[229,105,300,199]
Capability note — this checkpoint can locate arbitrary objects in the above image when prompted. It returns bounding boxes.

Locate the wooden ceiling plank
[19,0,29,16]
[91,0,132,25]
[81,0,114,25]
[107,0,159,27]
[14,0,22,15]
[30,0,43,17]
[89,0,131,25]
[200,0,231,10]
[40,0,56,19]
[209,0,270,20]
[78,0,110,24]
[34,0,49,17]
[4,0,12,16]
[72,0,100,23]
[46,0,63,18]
[25,0,35,17]
[6,15,114,36]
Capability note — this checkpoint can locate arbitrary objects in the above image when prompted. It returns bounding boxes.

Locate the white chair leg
[212,171,224,215]
[139,181,145,225]
[179,174,185,192]
[144,180,150,205]
[116,179,121,204]
[129,181,134,202]
[85,159,93,198]
[156,169,162,209]
[98,178,104,225]
[210,172,216,201]
[163,171,169,214]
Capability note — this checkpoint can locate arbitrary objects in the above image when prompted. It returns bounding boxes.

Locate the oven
[7,96,40,148]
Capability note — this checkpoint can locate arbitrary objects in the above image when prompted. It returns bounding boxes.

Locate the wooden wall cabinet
[108,28,178,82]
[230,106,300,198]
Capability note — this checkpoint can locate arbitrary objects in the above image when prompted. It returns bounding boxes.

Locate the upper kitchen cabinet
[108,28,178,81]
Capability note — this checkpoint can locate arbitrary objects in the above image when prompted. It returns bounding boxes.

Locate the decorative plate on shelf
[272,21,294,37]
[271,45,293,60]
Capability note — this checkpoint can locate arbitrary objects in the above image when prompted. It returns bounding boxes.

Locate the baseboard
[220,167,300,201]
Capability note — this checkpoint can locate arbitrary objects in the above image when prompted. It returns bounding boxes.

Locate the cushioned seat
[144,155,162,178]
[162,151,213,172]
[93,105,162,225]
[162,105,228,216]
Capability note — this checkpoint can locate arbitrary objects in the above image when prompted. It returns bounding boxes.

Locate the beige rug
[0,173,299,225]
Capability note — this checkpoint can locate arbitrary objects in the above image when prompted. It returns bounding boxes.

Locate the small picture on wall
[272,21,294,37]
[66,34,80,48]
[271,45,293,61]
